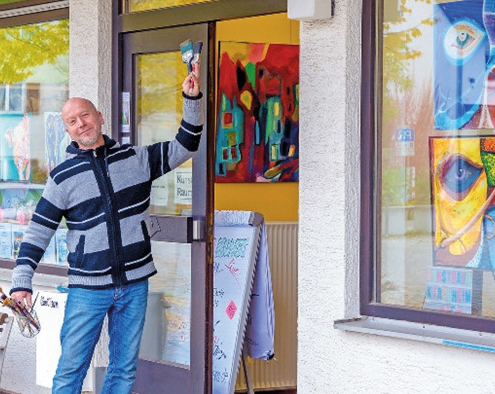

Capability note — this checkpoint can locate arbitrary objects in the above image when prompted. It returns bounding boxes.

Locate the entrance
[118,5,299,393]
[121,24,213,394]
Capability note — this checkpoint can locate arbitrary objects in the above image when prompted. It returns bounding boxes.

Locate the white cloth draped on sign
[214,210,275,361]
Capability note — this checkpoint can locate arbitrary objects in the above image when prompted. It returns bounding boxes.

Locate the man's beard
[78,130,101,147]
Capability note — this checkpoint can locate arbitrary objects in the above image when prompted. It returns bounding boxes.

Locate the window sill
[0,268,67,291]
[0,259,67,276]
[334,316,495,353]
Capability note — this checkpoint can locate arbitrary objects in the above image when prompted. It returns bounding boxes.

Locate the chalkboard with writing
[212,211,262,394]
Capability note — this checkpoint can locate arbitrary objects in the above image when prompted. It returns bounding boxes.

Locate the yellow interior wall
[214,13,300,221]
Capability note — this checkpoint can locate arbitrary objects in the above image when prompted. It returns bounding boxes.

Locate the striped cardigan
[10,94,203,294]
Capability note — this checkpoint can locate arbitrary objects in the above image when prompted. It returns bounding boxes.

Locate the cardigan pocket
[74,235,86,268]
[141,221,150,243]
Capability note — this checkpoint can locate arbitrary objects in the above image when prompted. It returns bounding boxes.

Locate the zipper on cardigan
[94,149,110,177]
[92,151,124,285]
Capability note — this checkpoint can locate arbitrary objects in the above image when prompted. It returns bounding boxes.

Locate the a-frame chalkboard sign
[212,211,264,394]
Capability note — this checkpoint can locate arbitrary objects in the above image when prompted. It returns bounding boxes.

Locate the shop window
[363,0,495,331]
[126,0,215,13]
[0,18,69,266]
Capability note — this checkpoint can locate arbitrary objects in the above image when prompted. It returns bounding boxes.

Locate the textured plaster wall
[297,1,495,393]
[69,0,113,135]
[68,0,113,371]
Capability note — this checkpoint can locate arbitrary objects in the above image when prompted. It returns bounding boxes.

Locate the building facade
[1,0,495,393]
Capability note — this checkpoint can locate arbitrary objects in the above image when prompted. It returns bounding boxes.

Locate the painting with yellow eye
[430,136,495,269]
[434,0,495,131]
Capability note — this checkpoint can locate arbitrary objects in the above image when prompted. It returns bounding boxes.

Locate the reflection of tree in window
[0,20,69,84]
[381,1,434,210]
[0,18,69,245]
[137,53,184,120]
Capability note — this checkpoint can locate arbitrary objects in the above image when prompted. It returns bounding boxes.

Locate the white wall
[68,0,113,371]
[297,1,495,393]
[69,0,113,135]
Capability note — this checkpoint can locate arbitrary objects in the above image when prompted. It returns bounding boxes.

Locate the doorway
[118,8,299,394]
[121,24,214,394]
[214,13,299,393]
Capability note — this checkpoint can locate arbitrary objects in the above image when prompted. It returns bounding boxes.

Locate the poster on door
[174,168,192,205]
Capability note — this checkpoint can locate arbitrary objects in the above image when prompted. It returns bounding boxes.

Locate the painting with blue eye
[440,155,483,200]
[434,0,489,130]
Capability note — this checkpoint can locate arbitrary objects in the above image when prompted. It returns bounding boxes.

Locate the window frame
[0,3,69,276]
[0,1,68,28]
[111,0,286,143]
[360,0,495,334]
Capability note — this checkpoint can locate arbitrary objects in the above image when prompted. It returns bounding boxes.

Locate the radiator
[235,222,298,391]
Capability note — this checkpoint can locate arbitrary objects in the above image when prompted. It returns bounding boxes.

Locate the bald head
[62,97,105,150]
[62,97,98,117]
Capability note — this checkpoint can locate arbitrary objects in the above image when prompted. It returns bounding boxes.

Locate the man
[10,68,202,393]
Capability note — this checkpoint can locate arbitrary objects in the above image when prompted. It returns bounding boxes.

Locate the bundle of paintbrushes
[180,39,203,94]
[0,288,40,338]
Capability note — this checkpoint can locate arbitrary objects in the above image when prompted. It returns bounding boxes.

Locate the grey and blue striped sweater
[10,94,203,294]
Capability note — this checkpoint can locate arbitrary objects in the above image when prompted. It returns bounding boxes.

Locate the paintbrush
[192,41,203,71]
[190,41,204,92]
[180,39,194,73]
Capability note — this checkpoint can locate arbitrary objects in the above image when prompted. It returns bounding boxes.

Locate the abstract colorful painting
[430,136,495,269]
[434,0,495,130]
[215,42,299,182]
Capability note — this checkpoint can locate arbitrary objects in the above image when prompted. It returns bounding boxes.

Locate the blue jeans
[52,279,149,394]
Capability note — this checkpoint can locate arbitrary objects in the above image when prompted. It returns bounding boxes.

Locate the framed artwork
[215,41,299,182]
[44,112,69,174]
[430,136,495,270]
[0,113,31,181]
[434,0,495,130]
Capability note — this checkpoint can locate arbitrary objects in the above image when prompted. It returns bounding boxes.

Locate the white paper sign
[35,291,93,389]
[122,91,130,134]
[36,291,67,388]
[0,223,12,259]
[174,169,192,205]
[151,176,169,207]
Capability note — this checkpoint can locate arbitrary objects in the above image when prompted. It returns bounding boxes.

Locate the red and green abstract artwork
[215,41,299,183]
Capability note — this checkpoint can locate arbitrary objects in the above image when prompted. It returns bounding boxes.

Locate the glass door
[122,24,213,394]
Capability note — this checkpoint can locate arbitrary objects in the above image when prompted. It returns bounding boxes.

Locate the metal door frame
[114,2,288,393]
[121,24,215,394]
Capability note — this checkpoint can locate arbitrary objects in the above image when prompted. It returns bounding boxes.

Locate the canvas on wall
[0,113,31,181]
[45,112,69,174]
[434,0,495,130]
[215,41,299,183]
[430,136,495,270]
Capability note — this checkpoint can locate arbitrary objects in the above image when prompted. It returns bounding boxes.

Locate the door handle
[149,215,192,243]
[149,216,204,243]
[192,219,204,241]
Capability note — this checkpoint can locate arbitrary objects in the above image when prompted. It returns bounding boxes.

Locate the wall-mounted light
[288,0,334,21]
